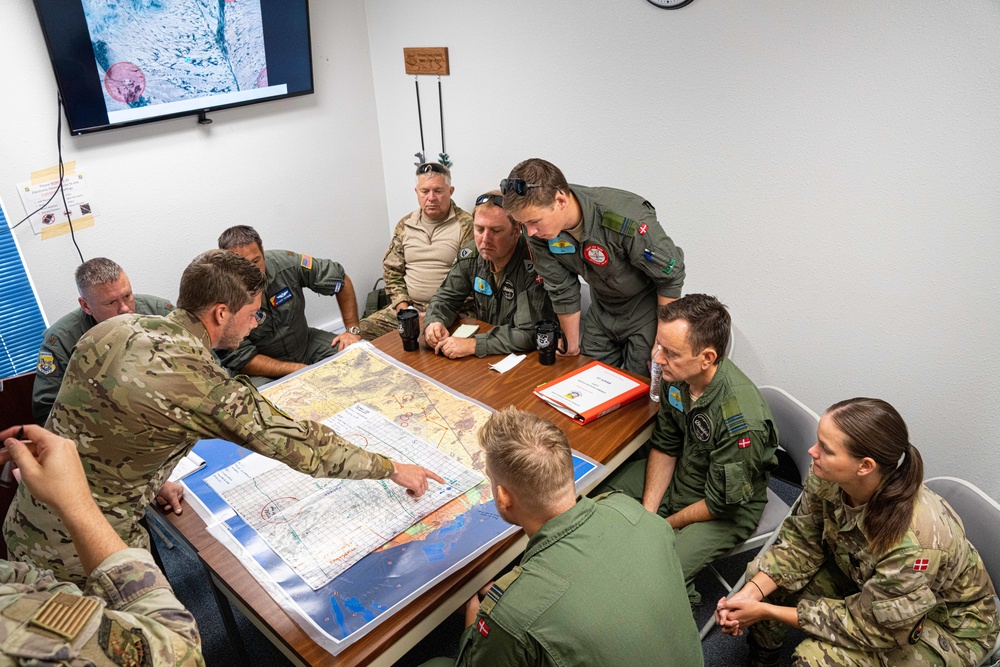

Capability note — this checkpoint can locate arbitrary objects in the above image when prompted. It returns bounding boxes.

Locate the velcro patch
[477,618,490,637]
[37,353,56,375]
[738,437,751,449]
[31,592,100,640]
[270,288,293,307]
[913,558,929,571]
[601,211,639,237]
[474,277,493,296]
[300,254,313,269]
[99,617,152,667]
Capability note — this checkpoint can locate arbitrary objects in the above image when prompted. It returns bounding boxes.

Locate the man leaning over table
[421,407,703,667]
[598,294,779,605]
[218,224,363,383]
[4,249,444,586]
[423,190,554,358]
[360,162,474,340]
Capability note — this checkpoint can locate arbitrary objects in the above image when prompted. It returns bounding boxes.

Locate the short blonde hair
[478,407,574,510]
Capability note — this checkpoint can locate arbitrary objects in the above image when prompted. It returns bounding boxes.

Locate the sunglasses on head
[475,193,504,207]
[499,178,541,196]
[416,162,448,175]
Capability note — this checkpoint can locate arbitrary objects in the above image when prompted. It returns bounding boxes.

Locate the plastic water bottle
[649,362,662,402]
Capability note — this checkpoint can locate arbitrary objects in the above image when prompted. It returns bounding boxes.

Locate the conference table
[154,329,660,666]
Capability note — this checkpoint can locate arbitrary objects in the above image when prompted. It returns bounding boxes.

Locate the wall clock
[647,0,696,8]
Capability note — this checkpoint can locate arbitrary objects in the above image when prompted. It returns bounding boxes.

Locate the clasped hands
[424,322,476,359]
[714,588,769,636]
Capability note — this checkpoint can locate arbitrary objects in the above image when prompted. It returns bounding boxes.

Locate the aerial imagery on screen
[82,0,283,125]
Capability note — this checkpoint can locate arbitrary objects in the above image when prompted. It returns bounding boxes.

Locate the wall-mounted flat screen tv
[33,0,313,135]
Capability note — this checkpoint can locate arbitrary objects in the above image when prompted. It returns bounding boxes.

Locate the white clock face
[646,0,695,8]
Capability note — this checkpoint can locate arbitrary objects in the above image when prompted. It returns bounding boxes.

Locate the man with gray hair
[5,249,445,585]
[218,225,363,382]
[360,162,473,340]
[422,407,702,667]
[32,257,173,424]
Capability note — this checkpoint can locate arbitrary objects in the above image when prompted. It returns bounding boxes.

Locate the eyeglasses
[254,310,267,324]
[416,162,449,176]
[475,193,504,207]
[499,178,541,196]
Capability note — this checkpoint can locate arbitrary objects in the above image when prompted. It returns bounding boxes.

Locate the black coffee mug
[535,320,568,365]
[398,309,420,351]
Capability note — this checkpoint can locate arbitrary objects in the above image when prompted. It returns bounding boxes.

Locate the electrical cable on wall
[10,95,85,264]
[413,77,426,165]
[437,76,450,168]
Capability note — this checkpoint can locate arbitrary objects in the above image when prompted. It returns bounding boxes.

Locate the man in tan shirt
[360,162,473,340]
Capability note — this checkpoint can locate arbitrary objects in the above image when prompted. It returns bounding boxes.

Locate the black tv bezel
[31,0,315,136]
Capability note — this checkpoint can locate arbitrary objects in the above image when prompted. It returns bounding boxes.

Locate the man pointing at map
[4,249,444,585]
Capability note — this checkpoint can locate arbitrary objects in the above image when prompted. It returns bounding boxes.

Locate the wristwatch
[347,326,361,335]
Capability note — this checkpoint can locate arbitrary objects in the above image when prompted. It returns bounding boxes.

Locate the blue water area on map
[187,439,596,642]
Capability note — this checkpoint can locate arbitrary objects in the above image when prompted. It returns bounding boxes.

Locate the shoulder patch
[31,591,100,640]
[37,353,56,375]
[459,246,478,259]
[99,616,152,667]
[480,566,522,615]
[667,385,684,412]
[300,254,313,270]
[721,396,749,435]
[601,211,639,237]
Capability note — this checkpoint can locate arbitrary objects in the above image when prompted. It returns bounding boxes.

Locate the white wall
[365,1,1000,496]
[2,0,387,330]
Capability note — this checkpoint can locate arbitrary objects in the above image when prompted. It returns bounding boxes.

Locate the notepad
[452,324,479,338]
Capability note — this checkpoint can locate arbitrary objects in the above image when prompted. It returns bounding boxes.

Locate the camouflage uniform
[219,250,348,374]
[425,494,703,667]
[423,236,554,356]
[32,295,174,425]
[360,204,473,340]
[4,309,394,585]
[747,472,999,666]
[0,548,202,666]
[599,358,778,601]
[526,185,685,376]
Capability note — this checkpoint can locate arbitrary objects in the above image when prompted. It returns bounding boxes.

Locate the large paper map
[181,342,605,654]
[205,404,484,590]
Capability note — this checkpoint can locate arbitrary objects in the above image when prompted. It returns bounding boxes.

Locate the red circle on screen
[105,62,146,104]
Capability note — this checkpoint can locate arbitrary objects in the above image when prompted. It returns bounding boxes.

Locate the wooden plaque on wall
[403,47,450,76]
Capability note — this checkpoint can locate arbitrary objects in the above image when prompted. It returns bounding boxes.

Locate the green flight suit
[425,493,703,667]
[747,473,999,666]
[31,294,174,424]
[220,250,347,374]
[4,309,394,585]
[600,358,778,600]
[0,549,203,666]
[527,185,685,376]
[423,236,554,356]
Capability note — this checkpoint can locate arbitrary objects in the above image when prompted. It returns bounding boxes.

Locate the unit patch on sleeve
[37,353,56,375]
[300,254,313,270]
[99,617,152,667]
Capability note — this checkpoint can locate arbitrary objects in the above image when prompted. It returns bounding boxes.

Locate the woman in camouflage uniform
[715,397,999,667]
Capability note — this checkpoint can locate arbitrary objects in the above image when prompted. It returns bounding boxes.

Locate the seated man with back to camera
[501,158,686,376]
[599,294,779,605]
[423,190,554,358]
[4,249,444,585]
[218,225,363,383]
[32,257,173,425]
[359,162,473,340]
[0,424,203,666]
[422,407,703,667]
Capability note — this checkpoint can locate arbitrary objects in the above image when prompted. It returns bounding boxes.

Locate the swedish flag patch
[601,211,640,237]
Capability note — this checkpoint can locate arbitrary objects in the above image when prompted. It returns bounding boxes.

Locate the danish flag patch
[738,437,751,449]
[478,618,490,637]
[638,223,648,236]
[913,558,929,571]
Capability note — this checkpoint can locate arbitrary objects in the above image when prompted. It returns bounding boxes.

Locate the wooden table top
[166,330,659,666]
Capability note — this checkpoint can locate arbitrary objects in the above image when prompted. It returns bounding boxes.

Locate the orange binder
[533,360,649,425]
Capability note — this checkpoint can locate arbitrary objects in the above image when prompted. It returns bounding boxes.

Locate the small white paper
[452,324,479,338]
[489,353,525,373]
[168,452,207,483]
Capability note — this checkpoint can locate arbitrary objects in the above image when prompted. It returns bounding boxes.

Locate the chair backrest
[759,386,820,486]
[925,477,1000,594]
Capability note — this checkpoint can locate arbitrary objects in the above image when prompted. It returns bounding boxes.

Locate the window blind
[0,198,47,380]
